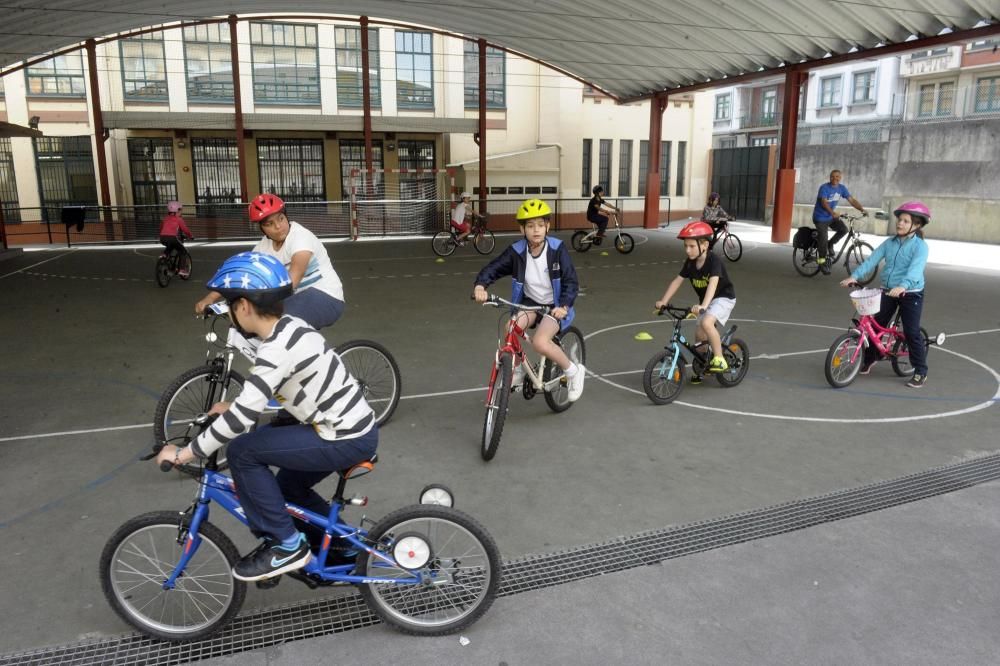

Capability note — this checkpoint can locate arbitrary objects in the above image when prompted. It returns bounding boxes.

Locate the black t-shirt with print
[679,252,736,301]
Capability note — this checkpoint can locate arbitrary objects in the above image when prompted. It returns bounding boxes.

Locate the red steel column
[228,15,249,202]
[360,17,374,175]
[477,38,487,214]
[642,94,667,229]
[85,39,113,239]
[772,68,804,242]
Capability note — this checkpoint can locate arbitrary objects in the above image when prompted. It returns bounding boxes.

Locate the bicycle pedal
[255,575,282,589]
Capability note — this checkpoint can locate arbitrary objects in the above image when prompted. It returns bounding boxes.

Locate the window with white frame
[396,31,433,109]
[27,53,86,96]
[714,93,731,120]
[851,70,875,104]
[184,24,233,101]
[918,81,955,117]
[974,76,1000,113]
[335,27,380,108]
[819,76,841,108]
[750,135,777,146]
[719,136,737,149]
[120,33,167,99]
[464,42,505,108]
[250,22,320,104]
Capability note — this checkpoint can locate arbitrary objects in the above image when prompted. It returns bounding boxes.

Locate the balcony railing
[739,113,779,129]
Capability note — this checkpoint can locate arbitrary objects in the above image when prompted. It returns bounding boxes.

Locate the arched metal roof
[1,1,998,100]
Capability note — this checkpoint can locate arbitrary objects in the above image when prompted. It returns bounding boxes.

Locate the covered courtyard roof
[1,2,997,101]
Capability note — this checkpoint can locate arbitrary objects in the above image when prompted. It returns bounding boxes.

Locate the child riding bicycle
[159,201,193,277]
[702,192,732,248]
[587,185,619,244]
[194,194,346,331]
[157,252,378,582]
[451,191,475,245]
[839,201,931,388]
[472,198,586,402]
[654,221,737,382]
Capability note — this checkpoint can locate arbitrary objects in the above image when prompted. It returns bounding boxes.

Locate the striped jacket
[191,316,375,457]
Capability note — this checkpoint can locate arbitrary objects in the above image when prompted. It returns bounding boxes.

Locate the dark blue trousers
[227,424,378,541]
[863,291,927,375]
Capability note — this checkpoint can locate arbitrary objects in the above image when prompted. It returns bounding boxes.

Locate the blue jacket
[851,234,928,292]
[474,238,579,329]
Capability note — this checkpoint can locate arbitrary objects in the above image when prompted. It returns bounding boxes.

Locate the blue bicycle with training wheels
[100,415,500,642]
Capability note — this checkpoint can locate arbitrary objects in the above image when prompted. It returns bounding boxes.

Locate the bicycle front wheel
[481,353,512,461]
[100,511,246,642]
[614,233,635,254]
[543,326,586,413]
[643,350,686,404]
[792,247,821,277]
[155,257,171,287]
[571,230,592,252]
[722,234,743,262]
[473,230,496,254]
[715,338,750,387]
[825,331,863,388]
[336,340,401,427]
[845,241,877,286]
[357,505,500,636]
[432,231,457,257]
[154,366,244,470]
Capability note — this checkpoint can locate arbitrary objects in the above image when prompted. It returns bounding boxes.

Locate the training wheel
[392,533,432,569]
[418,483,455,507]
[934,332,946,346]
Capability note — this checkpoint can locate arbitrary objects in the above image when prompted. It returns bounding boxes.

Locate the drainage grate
[5,452,1000,665]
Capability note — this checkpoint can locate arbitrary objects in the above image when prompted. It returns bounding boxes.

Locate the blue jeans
[284,288,345,330]
[863,291,927,375]
[227,424,378,541]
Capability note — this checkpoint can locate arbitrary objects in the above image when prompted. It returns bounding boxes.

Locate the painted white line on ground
[0,422,152,443]
[0,250,76,279]
[400,386,485,400]
[947,328,1000,337]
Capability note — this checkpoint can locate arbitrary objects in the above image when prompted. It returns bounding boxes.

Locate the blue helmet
[206,252,293,307]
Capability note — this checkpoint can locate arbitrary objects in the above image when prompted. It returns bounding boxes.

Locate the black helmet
[592,185,603,195]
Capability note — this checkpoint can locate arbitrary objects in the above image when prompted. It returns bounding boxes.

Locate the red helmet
[678,221,714,239]
[248,194,285,224]
[893,201,930,226]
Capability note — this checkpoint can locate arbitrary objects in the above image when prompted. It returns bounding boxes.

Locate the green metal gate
[710,146,769,221]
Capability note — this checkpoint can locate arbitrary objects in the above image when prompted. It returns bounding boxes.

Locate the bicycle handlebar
[657,304,697,320]
[480,294,552,313]
[147,412,217,472]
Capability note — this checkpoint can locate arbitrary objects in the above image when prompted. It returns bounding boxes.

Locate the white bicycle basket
[850,288,882,316]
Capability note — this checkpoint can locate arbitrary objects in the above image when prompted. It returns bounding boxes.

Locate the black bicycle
[792,212,877,285]
[432,212,495,256]
[707,217,742,262]
[155,235,192,288]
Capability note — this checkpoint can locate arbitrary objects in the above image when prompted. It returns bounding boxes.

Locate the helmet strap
[227,299,259,339]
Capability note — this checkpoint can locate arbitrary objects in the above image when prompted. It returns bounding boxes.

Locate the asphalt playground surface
[0,222,998,664]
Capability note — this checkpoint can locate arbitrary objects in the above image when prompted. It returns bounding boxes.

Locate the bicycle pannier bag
[793,226,816,249]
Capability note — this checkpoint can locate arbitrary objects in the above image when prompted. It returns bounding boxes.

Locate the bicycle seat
[338,454,378,480]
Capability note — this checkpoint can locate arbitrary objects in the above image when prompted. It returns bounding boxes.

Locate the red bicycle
[479,295,586,461]
[824,288,945,388]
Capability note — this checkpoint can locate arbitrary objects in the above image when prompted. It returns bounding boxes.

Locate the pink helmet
[893,201,930,225]
[166,201,183,213]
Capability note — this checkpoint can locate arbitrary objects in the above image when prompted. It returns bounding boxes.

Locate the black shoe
[859,360,876,375]
[819,261,831,275]
[906,374,926,388]
[233,534,312,582]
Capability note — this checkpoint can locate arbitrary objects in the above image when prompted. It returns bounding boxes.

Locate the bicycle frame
[164,469,418,590]
[581,211,623,241]
[655,311,736,380]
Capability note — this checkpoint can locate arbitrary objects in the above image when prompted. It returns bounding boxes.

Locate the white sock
[564,363,579,378]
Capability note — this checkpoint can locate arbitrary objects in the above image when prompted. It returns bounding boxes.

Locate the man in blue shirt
[812,169,867,274]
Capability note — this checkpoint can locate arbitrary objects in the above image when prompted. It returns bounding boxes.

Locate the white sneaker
[567,364,586,402]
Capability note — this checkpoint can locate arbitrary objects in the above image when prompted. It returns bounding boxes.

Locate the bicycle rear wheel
[825,331,863,388]
[890,327,929,377]
[481,353,512,461]
[792,247,821,277]
[357,505,500,635]
[845,241,877,286]
[155,257,171,287]
[722,234,743,262]
[432,232,457,257]
[154,366,244,471]
[473,230,496,254]
[614,233,635,254]
[100,511,246,642]
[543,326,586,412]
[336,339,401,427]
[178,253,193,280]
[715,338,750,387]
[643,350,686,404]
[571,230,592,252]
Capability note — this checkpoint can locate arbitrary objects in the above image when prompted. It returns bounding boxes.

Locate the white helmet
[460,191,472,199]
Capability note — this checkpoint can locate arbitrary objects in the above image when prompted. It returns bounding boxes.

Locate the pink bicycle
[479,294,585,461]
[824,288,945,388]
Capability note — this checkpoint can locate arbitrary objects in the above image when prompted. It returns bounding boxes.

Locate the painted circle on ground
[584,318,1000,424]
